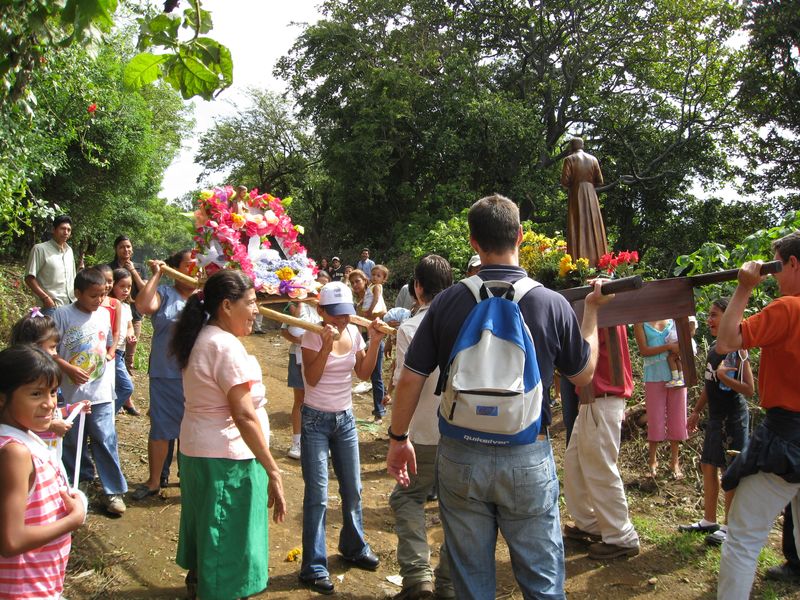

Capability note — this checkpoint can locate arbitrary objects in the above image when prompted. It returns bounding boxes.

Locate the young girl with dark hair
[94,264,122,356]
[131,250,194,499]
[111,269,138,416]
[170,269,286,600]
[0,346,87,599]
[680,298,754,545]
[10,310,91,464]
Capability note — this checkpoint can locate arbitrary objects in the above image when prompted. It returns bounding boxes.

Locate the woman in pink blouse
[170,270,286,600]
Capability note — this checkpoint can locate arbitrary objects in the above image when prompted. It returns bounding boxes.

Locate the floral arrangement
[597,250,640,278]
[518,228,641,289]
[519,231,588,289]
[191,186,318,298]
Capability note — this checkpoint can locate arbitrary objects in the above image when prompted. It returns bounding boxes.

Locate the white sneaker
[288,442,301,460]
[105,494,126,515]
[353,381,372,394]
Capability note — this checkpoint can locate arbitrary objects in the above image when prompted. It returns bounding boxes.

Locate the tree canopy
[274,0,790,272]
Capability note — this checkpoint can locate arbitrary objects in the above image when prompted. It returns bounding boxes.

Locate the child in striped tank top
[0,345,87,599]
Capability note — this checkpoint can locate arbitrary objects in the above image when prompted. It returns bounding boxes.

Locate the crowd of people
[0,206,799,600]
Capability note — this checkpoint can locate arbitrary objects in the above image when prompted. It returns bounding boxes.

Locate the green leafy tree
[195,89,316,197]
[11,34,193,259]
[277,0,761,261]
[737,0,800,211]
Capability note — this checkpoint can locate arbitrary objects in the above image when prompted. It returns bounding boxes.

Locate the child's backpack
[436,275,543,445]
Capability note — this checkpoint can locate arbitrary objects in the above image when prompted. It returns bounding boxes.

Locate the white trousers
[563,397,639,547]
[718,471,800,599]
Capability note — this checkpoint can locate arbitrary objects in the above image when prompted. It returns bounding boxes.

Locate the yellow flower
[295,224,305,235]
[231,213,246,229]
[558,254,576,277]
[276,267,295,281]
[576,258,590,270]
[285,547,302,562]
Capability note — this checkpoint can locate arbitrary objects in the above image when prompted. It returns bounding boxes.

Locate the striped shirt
[0,428,71,599]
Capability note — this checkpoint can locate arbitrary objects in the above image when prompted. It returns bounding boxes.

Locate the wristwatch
[387,426,409,442]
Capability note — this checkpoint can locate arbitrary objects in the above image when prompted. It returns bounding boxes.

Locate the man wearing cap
[466,255,481,277]
[25,215,77,316]
[387,194,610,599]
[298,281,386,595]
[329,256,346,282]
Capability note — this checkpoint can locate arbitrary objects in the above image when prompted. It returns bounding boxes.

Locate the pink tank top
[0,430,71,599]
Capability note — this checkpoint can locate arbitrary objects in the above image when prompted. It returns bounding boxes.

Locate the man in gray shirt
[25,215,76,316]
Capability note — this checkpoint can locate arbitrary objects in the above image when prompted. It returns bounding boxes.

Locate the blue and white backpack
[436,275,543,446]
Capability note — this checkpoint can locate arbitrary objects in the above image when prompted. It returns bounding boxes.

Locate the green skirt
[176,453,269,600]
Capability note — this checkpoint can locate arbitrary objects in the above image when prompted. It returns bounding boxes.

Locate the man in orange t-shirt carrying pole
[715,231,800,600]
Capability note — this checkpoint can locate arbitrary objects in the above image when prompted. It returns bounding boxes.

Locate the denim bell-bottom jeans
[299,405,372,580]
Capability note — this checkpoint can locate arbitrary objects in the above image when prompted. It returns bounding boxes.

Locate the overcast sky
[159,0,322,200]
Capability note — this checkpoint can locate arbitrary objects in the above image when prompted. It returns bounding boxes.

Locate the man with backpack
[387,194,611,599]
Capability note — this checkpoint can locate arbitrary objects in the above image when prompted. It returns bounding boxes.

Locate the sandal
[678,521,719,533]
[130,484,160,501]
[672,469,685,480]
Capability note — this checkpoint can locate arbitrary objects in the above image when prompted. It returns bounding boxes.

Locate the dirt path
[63,331,795,599]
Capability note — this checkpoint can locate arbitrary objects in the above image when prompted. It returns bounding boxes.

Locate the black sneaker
[300,575,335,595]
[765,563,800,581]
[345,549,380,571]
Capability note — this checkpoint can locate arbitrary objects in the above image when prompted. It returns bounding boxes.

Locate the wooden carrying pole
[158,264,395,336]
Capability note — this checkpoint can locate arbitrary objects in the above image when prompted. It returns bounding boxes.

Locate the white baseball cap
[318,282,355,316]
[467,255,481,269]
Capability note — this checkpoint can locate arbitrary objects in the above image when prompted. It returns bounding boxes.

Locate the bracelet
[387,426,409,442]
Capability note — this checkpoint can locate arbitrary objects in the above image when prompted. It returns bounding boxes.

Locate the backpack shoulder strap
[461,275,541,303]
[511,276,542,303]
[460,275,488,302]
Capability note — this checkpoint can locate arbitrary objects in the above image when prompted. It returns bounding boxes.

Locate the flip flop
[672,470,685,480]
[130,484,160,501]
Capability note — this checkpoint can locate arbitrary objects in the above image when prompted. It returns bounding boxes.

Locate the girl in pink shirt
[298,282,386,595]
[0,345,87,600]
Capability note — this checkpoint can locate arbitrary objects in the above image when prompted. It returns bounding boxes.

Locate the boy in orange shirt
[715,231,800,599]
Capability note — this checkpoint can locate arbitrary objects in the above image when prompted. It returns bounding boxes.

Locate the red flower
[87,103,97,114]
[597,253,612,269]
[630,251,639,263]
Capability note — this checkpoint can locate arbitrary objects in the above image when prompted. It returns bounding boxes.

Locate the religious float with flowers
[158,185,393,336]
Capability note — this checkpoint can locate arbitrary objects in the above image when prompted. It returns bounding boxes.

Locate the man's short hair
[361,248,370,254]
[415,255,453,302]
[75,267,106,292]
[468,194,520,254]
[772,231,800,263]
[53,215,72,229]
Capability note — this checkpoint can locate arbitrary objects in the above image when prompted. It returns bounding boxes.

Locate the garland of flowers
[191,186,318,298]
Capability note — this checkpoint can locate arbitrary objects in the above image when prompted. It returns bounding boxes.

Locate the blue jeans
[437,436,564,600]
[62,401,128,495]
[299,405,371,580]
[113,350,134,412]
[370,339,385,417]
